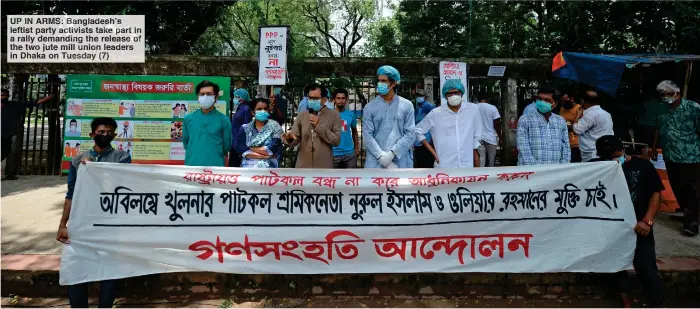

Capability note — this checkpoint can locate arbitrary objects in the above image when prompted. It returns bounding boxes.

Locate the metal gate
[4,75,65,176]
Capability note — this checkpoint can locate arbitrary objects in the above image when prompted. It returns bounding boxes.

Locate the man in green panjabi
[183,80,232,166]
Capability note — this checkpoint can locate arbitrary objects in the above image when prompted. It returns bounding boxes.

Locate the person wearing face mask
[182,80,232,167]
[57,117,130,309]
[651,80,700,236]
[65,119,81,137]
[230,88,252,167]
[413,89,436,168]
[558,93,583,162]
[298,86,334,112]
[362,65,415,169]
[516,86,571,165]
[283,85,341,168]
[238,98,283,168]
[414,79,482,168]
[332,88,360,168]
[590,135,664,308]
[572,90,614,162]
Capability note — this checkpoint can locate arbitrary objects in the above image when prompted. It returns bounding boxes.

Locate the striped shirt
[516,112,571,165]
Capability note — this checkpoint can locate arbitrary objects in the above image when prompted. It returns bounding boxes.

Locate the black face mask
[93,134,114,148]
[1,98,8,104]
[562,101,573,109]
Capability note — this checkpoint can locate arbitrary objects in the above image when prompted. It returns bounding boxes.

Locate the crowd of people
[41,64,698,308]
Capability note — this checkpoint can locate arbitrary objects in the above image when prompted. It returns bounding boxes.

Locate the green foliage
[364,0,700,58]
[192,0,320,59]
[1,1,237,54]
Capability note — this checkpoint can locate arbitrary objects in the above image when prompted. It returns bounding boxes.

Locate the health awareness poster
[63,75,231,172]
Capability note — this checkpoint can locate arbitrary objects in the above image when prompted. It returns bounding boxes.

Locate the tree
[192,0,320,58]
[300,0,376,57]
[1,1,237,55]
[364,0,700,58]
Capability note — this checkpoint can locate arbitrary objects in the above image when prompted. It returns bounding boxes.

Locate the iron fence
[3,74,536,174]
[4,76,65,176]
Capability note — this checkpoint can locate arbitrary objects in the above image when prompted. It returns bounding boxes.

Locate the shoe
[683,222,699,237]
[2,176,18,181]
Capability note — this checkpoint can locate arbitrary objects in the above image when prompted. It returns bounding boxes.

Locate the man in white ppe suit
[362,65,416,169]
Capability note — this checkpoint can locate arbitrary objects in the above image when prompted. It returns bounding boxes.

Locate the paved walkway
[2,176,700,256]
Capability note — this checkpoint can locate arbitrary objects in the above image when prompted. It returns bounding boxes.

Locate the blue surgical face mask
[416,97,425,104]
[377,82,390,95]
[617,154,626,165]
[198,95,216,109]
[535,100,553,113]
[254,110,269,122]
[308,99,322,111]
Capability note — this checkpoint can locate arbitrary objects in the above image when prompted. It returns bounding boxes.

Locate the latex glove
[386,162,398,169]
[378,151,395,167]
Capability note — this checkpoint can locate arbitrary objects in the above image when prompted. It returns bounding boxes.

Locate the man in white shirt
[415,79,482,168]
[572,90,614,162]
[477,98,502,167]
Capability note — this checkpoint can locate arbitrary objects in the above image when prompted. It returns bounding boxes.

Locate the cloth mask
[416,97,425,104]
[94,134,114,148]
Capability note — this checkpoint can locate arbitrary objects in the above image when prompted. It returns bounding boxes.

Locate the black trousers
[666,161,700,226]
[570,147,582,163]
[67,280,117,308]
[1,137,13,161]
[614,240,664,307]
[414,145,435,168]
[228,150,242,168]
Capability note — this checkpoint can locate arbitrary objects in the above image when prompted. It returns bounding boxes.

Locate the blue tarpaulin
[551,52,700,95]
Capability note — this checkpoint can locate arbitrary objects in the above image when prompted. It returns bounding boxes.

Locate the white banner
[439,61,468,105]
[60,162,636,285]
[258,26,288,85]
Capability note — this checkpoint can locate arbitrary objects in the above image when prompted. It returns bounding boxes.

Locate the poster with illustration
[63,75,231,173]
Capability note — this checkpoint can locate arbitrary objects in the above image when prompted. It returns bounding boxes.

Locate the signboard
[63,75,231,172]
[487,66,507,77]
[60,162,636,285]
[438,61,469,105]
[258,26,289,85]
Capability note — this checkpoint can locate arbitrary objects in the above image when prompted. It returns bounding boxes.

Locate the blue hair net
[377,65,401,84]
[441,79,465,98]
[233,88,250,101]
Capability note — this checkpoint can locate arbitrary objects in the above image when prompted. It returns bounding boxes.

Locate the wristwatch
[642,218,654,226]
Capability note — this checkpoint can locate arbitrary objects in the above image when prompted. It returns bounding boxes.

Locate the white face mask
[447,95,462,106]
[198,95,216,109]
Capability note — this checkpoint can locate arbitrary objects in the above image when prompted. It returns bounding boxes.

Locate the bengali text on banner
[60,162,637,285]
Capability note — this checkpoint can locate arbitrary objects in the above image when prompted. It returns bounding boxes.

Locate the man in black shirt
[594,135,664,307]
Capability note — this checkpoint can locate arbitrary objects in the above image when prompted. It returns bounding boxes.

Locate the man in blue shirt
[331,88,359,168]
[183,80,232,167]
[413,89,436,168]
[56,117,130,308]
